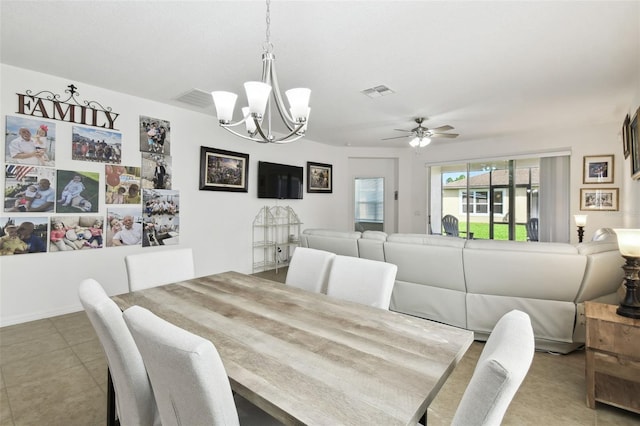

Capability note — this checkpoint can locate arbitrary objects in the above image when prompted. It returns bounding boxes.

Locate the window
[354,178,384,229]
[461,190,489,214]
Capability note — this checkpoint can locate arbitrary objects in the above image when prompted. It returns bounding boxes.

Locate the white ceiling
[1,1,639,148]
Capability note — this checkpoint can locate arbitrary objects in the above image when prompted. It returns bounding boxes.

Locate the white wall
[1,64,638,325]
[0,65,410,325]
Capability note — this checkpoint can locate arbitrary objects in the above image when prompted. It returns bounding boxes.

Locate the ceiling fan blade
[431,125,454,132]
[431,133,459,138]
[393,129,414,133]
[382,135,410,140]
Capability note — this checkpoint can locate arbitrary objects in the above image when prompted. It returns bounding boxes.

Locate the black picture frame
[307,162,333,193]
[630,107,640,180]
[622,114,631,159]
[199,146,249,192]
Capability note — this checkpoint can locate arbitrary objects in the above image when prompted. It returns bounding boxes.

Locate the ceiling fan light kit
[384,117,458,148]
[211,0,311,144]
[410,136,431,147]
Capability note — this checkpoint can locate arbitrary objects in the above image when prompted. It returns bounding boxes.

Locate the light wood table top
[112,271,474,425]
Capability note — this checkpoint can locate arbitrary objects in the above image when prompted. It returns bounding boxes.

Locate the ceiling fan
[383,117,458,147]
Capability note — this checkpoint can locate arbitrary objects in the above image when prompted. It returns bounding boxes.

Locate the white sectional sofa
[299,229,624,353]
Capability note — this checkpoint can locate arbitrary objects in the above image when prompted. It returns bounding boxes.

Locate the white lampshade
[574,215,587,227]
[419,137,431,147]
[244,81,272,116]
[285,88,311,122]
[613,229,640,257]
[409,137,420,147]
[211,91,237,122]
[242,107,257,133]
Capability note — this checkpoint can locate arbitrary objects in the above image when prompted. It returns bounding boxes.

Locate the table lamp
[574,215,587,243]
[613,229,640,319]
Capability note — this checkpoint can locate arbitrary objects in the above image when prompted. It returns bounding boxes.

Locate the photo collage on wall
[139,116,179,247]
[1,107,179,255]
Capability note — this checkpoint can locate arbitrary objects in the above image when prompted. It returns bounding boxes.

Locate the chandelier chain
[264,0,272,52]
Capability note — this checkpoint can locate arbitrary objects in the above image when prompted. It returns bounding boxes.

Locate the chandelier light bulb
[285,88,311,122]
[211,91,238,123]
[293,107,311,132]
[244,81,272,116]
[242,107,257,133]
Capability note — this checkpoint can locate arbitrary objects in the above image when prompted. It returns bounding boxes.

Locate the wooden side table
[585,301,640,414]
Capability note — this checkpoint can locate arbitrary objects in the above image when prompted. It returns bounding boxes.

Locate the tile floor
[1,269,638,425]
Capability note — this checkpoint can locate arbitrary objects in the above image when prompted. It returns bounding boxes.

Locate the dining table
[111,271,474,425]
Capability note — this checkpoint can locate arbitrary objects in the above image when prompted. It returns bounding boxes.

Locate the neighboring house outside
[442,167,540,227]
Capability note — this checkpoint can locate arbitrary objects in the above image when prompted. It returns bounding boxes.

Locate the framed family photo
[199,146,249,192]
[580,188,619,211]
[307,162,333,193]
[583,155,614,184]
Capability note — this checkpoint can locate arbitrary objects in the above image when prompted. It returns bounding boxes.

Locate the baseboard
[0,303,84,327]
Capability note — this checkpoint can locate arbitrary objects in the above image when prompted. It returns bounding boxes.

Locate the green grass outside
[458,222,528,241]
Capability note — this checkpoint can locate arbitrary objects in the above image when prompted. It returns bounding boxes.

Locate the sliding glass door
[430,158,540,241]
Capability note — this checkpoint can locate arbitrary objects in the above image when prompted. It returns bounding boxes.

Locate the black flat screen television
[257,161,303,199]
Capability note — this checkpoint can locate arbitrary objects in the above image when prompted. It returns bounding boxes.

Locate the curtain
[539,155,570,242]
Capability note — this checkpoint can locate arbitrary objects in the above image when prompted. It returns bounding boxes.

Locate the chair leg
[107,368,119,426]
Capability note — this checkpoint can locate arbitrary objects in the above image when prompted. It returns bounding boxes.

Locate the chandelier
[211,0,311,144]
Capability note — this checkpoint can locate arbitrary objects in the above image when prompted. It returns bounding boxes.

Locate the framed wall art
[580,188,619,211]
[583,154,614,184]
[622,114,631,159]
[307,162,333,193]
[199,146,249,192]
[630,107,640,180]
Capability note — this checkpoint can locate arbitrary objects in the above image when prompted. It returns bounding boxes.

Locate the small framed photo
[580,188,619,211]
[307,162,332,193]
[583,155,614,184]
[199,146,249,192]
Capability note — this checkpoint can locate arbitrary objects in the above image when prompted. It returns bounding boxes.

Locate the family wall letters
[16,84,120,130]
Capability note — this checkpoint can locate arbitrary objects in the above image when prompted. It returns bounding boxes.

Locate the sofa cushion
[384,241,466,292]
[463,240,585,301]
[361,230,387,241]
[574,240,624,302]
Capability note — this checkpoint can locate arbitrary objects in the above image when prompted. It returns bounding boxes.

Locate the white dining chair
[77,279,160,426]
[285,247,336,293]
[449,309,535,426]
[125,247,195,291]
[123,305,283,426]
[326,255,398,309]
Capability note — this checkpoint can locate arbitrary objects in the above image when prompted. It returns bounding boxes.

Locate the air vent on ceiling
[361,85,395,98]
[174,89,213,108]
